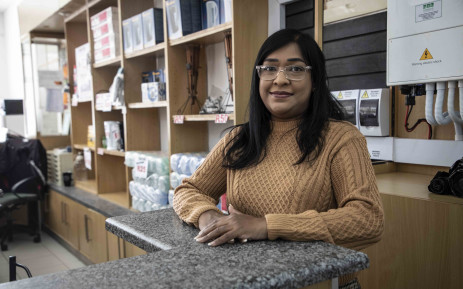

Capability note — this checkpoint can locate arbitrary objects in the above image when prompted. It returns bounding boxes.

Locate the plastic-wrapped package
[158,175,169,193]
[168,190,174,206]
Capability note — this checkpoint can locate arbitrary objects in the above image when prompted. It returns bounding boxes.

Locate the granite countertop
[49,184,134,217]
[1,209,369,288]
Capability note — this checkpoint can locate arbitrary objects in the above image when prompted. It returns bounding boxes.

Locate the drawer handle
[84,215,91,242]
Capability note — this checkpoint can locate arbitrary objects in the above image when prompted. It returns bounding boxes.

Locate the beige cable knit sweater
[173,119,384,251]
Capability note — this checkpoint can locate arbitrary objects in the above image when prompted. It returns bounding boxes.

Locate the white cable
[434,81,452,125]
[459,80,463,120]
[447,81,463,124]
[425,83,438,125]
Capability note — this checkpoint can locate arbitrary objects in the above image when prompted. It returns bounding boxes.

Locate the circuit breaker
[359,88,389,136]
[332,90,360,128]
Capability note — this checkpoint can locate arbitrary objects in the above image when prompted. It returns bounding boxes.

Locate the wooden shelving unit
[65,0,268,208]
[125,43,166,59]
[74,144,95,151]
[75,179,98,195]
[128,101,168,109]
[93,56,122,68]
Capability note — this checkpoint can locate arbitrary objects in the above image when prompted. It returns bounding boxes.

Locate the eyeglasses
[255,65,312,81]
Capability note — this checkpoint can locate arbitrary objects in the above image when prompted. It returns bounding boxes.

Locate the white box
[91,7,118,28]
[142,8,164,48]
[131,13,144,51]
[94,45,120,63]
[92,19,119,39]
[359,88,389,136]
[93,33,119,51]
[122,19,133,53]
[387,0,463,85]
[142,82,166,102]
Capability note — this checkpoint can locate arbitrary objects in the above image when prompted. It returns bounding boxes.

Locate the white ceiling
[0,0,21,12]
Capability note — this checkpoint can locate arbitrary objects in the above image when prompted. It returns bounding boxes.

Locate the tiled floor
[0,232,85,283]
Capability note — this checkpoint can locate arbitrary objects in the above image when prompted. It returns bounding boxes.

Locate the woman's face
[258,42,312,121]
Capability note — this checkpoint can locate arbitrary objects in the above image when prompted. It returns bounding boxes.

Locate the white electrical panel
[332,90,360,128]
[359,88,390,136]
[387,0,463,85]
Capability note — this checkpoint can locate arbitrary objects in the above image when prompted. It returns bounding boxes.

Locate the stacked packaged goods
[169,152,222,209]
[91,7,120,63]
[125,152,170,212]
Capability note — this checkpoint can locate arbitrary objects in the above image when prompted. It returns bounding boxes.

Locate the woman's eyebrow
[263,58,278,62]
[287,58,305,62]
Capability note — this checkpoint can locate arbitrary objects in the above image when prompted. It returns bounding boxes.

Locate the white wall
[1,2,25,135]
[0,13,7,98]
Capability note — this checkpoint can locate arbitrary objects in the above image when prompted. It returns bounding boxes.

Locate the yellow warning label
[420,48,433,60]
[361,91,369,98]
[337,92,343,99]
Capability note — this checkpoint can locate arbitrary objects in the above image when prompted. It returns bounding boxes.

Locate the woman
[173,29,384,288]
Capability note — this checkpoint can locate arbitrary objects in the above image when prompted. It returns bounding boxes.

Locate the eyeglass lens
[258,66,308,81]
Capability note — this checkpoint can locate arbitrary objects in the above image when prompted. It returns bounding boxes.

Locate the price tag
[71,94,78,107]
[121,106,127,115]
[83,148,92,170]
[215,114,229,124]
[97,148,105,155]
[173,115,185,124]
[134,156,148,178]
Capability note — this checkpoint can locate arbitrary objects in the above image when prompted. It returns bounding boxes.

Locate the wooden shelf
[74,144,96,151]
[65,5,87,23]
[376,172,463,205]
[93,56,122,68]
[128,101,168,109]
[99,192,129,208]
[125,43,166,59]
[78,98,92,103]
[169,22,232,46]
[97,148,125,157]
[172,114,234,122]
[75,179,98,195]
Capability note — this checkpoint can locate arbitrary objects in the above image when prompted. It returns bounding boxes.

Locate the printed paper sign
[173,115,185,124]
[134,156,148,178]
[97,148,105,155]
[215,114,229,124]
[84,148,92,170]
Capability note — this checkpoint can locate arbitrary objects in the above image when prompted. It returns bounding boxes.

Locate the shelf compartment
[93,56,122,68]
[172,114,234,122]
[75,179,98,195]
[97,148,125,157]
[65,5,87,23]
[74,144,96,151]
[125,43,166,59]
[169,22,232,46]
[128,101,168,109]
[99,192,129,208]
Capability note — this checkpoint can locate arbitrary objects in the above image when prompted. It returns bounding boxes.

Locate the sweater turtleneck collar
[271,119,300,133]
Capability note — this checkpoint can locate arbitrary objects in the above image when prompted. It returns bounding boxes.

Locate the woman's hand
[195,205,268,247]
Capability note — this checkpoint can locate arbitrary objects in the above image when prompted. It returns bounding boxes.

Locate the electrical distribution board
[331,90,360,128]
[387,0,463,85]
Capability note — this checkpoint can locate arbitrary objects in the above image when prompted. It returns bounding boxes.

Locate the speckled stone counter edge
[49,184,134,217]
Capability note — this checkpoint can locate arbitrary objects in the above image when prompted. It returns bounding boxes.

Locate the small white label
[173,115,185,124]
[97,148,105,155]
[416,0,442,23]
[215,114,229,124]
[72,95,78,107]
[134,156,148,178]
[84,148,92,170]
[121,106,127,114]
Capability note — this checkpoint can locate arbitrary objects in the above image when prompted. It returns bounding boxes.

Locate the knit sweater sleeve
[265,134,384,250]
[172,135,228,228]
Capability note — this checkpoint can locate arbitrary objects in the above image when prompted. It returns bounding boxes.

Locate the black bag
[0,136,47,192]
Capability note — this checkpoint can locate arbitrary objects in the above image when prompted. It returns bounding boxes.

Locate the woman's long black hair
[223,29,344,169]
